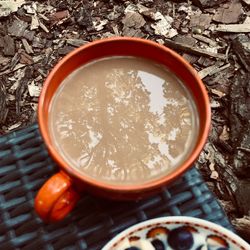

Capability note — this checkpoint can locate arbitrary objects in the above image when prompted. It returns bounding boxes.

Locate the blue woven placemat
[0,124,233,250]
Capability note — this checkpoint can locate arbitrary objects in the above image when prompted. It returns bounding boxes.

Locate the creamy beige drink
[49,56,199,185]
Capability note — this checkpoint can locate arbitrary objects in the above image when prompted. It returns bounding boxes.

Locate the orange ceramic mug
[35,37,211,222]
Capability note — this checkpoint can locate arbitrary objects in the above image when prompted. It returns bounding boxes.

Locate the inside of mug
[39,38,210,190]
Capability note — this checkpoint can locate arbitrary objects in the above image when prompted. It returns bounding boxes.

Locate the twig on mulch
[164,39,227,60]
[215,24,250,33]
[0,80,8,124]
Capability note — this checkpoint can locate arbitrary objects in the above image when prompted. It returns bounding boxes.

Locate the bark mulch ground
[0,0,250,241]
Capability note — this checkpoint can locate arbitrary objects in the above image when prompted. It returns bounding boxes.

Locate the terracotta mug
[35,37,211,222]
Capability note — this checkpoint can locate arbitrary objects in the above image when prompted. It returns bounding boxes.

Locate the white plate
[102,216,250,250]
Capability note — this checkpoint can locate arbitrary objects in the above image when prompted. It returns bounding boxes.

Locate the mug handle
[35,171,80,222]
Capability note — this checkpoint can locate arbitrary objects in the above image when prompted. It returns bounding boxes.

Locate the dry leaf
[28,81,42,97]
[6,94,15,102]
[209,162,215,171]
[8,122,22,131]
[122,12,146,29]
[93,20,108,31]
[210,99,221,108]
[31,15,39,30]
[151,12,177,38]
[30,103,38,111]
[219,125,230,141]
[0,0,26,17]
[211,88,226,98]
[244,16,250,24]
[213,2,242,24]
[210,170,219,180]
[124,4,137,13]
[23,2,37,14]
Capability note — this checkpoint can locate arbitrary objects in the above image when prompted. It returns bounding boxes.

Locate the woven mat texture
[0,124,233,249]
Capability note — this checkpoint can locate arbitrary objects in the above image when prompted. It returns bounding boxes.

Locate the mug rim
[38,37,211,193]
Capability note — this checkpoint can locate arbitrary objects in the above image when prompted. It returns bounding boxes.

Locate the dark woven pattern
[0,124,233,250]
